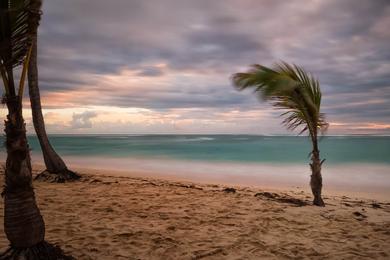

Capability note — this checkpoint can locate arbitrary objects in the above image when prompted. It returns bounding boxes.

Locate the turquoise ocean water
[18,135,390,165]
[1,135,389,196]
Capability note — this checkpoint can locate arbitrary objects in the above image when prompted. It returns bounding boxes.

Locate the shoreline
[29,160,390,203]
[31,158,390,201]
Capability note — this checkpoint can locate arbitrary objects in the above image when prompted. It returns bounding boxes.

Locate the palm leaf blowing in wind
[0,0,30,69]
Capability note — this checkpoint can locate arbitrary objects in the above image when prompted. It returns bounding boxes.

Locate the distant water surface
[1,135,389,198]
[14,135,390,164]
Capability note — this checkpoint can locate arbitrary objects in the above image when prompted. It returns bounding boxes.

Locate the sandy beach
[0,166,389,259]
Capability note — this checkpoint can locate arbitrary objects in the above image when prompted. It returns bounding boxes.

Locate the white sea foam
[174,137,215,142]
[96,136,130,139]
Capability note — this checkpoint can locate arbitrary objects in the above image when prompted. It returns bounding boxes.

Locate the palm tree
[27,0,80,183]
[0,0,72,257]
[232,62,328,206]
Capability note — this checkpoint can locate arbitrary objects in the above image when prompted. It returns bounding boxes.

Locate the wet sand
[0,167,389,259]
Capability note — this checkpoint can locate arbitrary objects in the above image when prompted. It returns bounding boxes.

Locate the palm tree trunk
[28,45,68,173]
[309,137,325,206]
[27,0,79,183]
[1,91,74,260]
[3,96,45,248]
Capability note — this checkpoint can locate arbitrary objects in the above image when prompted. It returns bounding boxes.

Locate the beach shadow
[254,192,309,207]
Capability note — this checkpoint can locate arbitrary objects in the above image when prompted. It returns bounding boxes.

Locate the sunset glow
[12,0,390,135]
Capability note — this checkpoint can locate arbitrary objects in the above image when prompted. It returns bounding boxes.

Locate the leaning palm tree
[232,62,328,206]
[0,0,72,258]
[27,0,80,183]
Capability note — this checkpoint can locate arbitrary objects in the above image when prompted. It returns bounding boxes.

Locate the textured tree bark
[3,97,45,248]
[1,75,74,260]
[27,0,79,182]
[309,140,325,206]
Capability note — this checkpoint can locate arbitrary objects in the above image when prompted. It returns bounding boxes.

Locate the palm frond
[0,0,31,69]
[232,62,328,138]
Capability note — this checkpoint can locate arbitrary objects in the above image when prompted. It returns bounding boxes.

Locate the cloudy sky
[14,0,390,134]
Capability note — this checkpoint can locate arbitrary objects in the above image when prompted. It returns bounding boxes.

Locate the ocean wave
[175,137,215,142]
[96,136,130,139]
[196,137,215,141]
[96,135,147,139]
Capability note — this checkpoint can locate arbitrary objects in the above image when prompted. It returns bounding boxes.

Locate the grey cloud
[83,83,255,110]
[35,0,390,128]
[136,67,165,77]
[71,111,98,129]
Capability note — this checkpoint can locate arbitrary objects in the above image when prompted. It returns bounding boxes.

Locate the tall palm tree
[232,62,328,206]
[27,0,80,183]
[0,0,72,257]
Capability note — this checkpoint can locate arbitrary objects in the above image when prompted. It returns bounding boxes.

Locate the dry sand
[0,167,390,259]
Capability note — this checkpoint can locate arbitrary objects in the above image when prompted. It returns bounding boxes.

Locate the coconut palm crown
[232,62,328,206]
[0,0,31,69]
